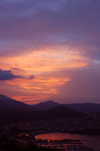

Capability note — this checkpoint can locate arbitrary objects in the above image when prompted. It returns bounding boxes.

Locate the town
[0,115,100,151]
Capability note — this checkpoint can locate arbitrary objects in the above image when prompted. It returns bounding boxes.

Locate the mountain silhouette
[32,100,60,110]
[64,103,100,113]
[1,94,100,125]
[42,105,83,119]
[0,94,84,125]
[33,100,100,113]
[0,94,37,110]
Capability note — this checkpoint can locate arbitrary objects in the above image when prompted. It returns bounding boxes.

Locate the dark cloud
[0,69,21,81]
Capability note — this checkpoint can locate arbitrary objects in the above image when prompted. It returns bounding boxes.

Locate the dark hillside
[43,106,83,119]
[32,100,60,110]
[0,94,37,110]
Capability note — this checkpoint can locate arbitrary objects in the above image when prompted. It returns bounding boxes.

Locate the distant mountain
[43,105,83,119]
[32,100,100,113]
[32,100,60,110]
[64,103,100,113]
[0,94,37,110]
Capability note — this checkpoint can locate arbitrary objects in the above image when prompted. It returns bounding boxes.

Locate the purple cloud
[0,0,100,61]
[0,69,21,81]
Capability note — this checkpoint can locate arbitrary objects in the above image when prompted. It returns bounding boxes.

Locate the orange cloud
[0,49,88,74]
[0,48,88,104]
[6,76,70,95]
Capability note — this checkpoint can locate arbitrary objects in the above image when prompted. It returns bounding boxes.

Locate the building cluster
[1,115,99,133]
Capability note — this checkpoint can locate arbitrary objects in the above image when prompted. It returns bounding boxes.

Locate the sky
[0,0,100,104]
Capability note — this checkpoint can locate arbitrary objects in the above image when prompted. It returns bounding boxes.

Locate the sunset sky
[0,0,100,104]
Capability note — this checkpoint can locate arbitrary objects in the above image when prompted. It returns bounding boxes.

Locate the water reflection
[35,133,100,151]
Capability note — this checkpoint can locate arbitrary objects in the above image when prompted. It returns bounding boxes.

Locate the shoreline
[32,130,100,138]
